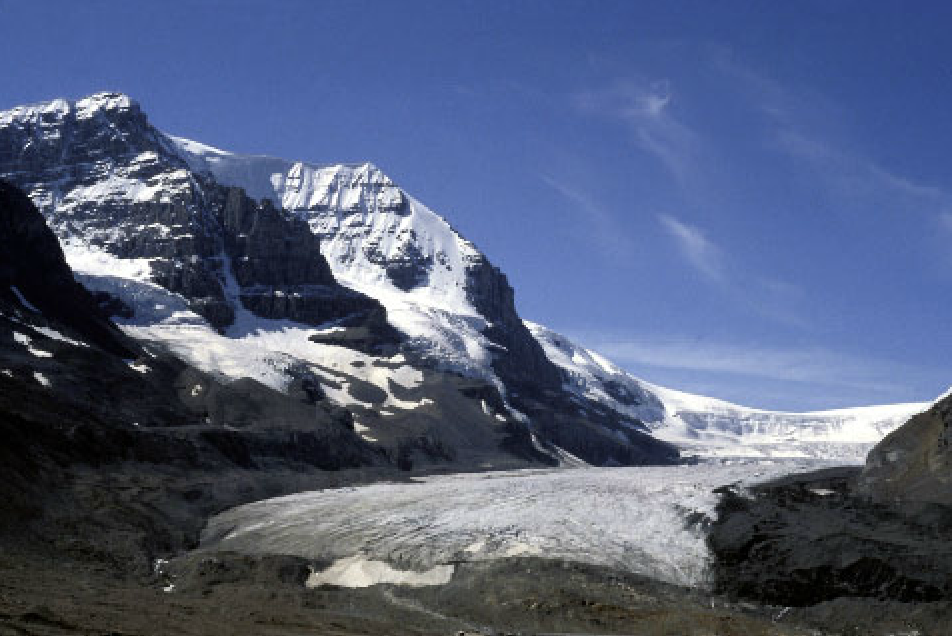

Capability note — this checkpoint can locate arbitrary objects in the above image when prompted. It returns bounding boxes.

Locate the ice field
[202,460,838,588]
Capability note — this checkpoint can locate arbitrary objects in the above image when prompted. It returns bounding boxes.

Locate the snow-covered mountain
[0,92,930,464]
[528,321,930,461]
[172,127,928,462]
[0,92,675,468]
[170,136,519,383]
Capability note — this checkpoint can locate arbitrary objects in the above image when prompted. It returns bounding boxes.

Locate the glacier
[202,459,842,588]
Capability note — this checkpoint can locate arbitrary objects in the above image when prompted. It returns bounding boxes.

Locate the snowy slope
[61,239,533,468]
[171,136,497,381]
[527,321,930,461]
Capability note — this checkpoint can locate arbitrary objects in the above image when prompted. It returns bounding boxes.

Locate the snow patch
[31,325,88,348]
[353,422,378,443]
[13,331,53,358]
[306,556,454,589]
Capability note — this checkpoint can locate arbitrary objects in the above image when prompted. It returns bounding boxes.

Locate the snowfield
[202,459,840,589]
[528,321,930,461]
[62,238,443,407]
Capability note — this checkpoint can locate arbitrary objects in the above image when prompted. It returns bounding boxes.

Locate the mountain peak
[0,91,139,125]
[74,91,138,117]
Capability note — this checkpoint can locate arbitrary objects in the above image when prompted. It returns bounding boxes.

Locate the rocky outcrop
[705,395,952,609]
[858,394,952,505]
[219,186,389,331]
[222,187,333,288]
[708,467,952,606]
[464,252,564,391]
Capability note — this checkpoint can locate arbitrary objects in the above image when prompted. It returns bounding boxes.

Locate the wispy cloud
[571,77,809,326]
[573,79,698,182]
[570,331,925,398]
[539,174,634,258]
[773,128,952,220]
[655,213,807,326]
[713,54,952,229]
[657,214,724,282]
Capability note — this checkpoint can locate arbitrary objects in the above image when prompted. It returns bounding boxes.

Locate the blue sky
[3,0,951,410]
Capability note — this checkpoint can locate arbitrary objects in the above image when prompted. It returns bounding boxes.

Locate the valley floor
[3,461,952,636]
[0,547,818,636]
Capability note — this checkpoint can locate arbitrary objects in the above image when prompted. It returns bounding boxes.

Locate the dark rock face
[0,180,134,357]
[464,253,564,392]
[221,188,332,288]
[708,467,952,607]
[216,185,388,332]
[364,227,431,292]
[0,93,174,192]
[106,194,235,330]
[859,395,952,506]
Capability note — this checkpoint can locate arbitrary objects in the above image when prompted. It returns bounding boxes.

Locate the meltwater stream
[201,460,841,588]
